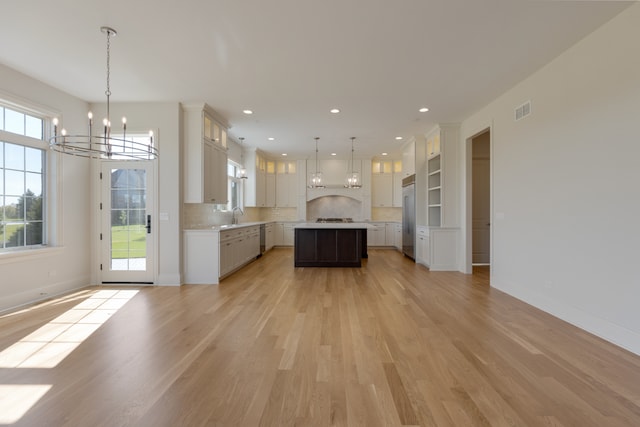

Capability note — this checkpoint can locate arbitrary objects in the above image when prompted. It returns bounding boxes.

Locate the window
[227,160,243,210]
[0,104,46,250]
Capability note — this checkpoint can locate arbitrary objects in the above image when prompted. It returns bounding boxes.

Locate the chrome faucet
[232,206,244,224]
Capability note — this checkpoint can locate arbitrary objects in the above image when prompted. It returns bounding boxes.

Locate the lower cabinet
[183,225,260,285]
[416,226,429,267]
[415,226,459,271]
[219,226,260,277]
[367,223,386,246]
[367,222,401,247]
[265,223,275,251]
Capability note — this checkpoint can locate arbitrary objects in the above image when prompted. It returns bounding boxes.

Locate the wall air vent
[515,100,532,121]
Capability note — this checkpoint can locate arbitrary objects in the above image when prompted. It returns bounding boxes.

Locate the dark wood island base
[294,227,368,267]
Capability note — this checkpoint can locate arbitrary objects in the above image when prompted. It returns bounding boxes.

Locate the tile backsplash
[183,204,299,228]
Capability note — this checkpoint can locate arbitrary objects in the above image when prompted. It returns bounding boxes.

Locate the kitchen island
[294,223,372,267]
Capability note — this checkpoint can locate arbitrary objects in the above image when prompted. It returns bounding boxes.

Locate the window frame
[227,159,243,211]
[0,95,58,256]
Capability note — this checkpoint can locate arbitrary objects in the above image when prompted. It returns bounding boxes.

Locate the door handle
[146,215,151,234]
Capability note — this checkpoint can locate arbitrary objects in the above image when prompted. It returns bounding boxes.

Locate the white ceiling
[0,1,632,159]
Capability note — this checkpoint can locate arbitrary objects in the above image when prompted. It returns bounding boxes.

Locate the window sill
[0,246,64,265]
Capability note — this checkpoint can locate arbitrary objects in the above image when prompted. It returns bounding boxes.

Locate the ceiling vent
[515,100,532,121]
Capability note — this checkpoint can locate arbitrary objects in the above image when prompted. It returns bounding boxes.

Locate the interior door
[472,158,490,264]
[101,161,154,283]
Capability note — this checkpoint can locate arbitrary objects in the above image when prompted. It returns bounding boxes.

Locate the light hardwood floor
[1,248,639,426]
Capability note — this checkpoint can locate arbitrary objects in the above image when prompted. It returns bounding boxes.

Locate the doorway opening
[465,128,491,277]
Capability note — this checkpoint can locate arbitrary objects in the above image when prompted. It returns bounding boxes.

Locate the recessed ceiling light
[419,107,429,113]
[395,136,403,140]
[330,108,340,114]
[381,152,388,156]
[331,152,337,156]
[281,153,287,156]
[243,109,253,115]
[268,137,275,141]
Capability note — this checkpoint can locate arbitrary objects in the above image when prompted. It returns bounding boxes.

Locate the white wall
[460,4,640,355]
[0,64,92,311]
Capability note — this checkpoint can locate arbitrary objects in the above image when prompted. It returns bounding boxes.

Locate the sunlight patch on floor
[0,385,52,424]
[0,289,139,369]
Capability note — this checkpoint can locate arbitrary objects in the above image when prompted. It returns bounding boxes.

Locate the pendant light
[309,137,324,188]
[49,26,157,160]
[237,137,248,179]
[345,137,361,188]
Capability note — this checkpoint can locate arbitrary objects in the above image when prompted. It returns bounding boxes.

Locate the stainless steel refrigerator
[402,175,415,260]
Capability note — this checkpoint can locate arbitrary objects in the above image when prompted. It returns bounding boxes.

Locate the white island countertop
[294,222,374,229]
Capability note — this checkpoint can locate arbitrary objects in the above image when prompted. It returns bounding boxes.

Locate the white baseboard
[0,276,91,314]
[493,279,640,356]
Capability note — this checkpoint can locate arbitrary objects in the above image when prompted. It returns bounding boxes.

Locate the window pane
[3,196,22,221]
[0,107,4,130]
[0,141,4,164]
[129,190,145,209]
[25,147,43,173]
[111,189,128,209]
[4,224,24,247]
[25,196,43,221]
[4,143,24,170]
[4,109,25,135]
[0,169,4,195]
[5,170,25,196]
[26,172,42,196]
[25,115,43,139]
[26,221,43,245]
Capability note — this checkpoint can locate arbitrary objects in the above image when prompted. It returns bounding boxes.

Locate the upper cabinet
[183,103,229,204]
[244,149,277,208]
[402,140,416,177]
[371,159,400,208]
[276,160,297,207]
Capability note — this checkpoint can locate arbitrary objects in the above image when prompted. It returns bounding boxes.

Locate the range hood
[306,185,363,202]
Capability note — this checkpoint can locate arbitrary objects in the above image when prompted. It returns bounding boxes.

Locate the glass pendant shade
[309,137,324,188]
[345,137,361,188]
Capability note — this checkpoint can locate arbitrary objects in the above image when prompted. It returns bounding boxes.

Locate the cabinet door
[283,224,295,246]
[275,223,284,246]
[265,225,274,250]
[372,174,393,207]
[385,223,396,246]
[276,174,296,207]
[392,172,403,207]
[213,145,228,204]
[265,174,276,207]
[203,141,215,203]
[256,170,266,207]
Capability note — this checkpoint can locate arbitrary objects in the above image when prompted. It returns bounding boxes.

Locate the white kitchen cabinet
[283,223,295,246]
[274,223,284,246]
[392,170,403,207]
[265,223,275,251]
[276,161,297,207]
[385,223,397,247]
[184,225,260,285]
[402,140,415,177]
[395,223,402,250]
[367,223,386,246]
[184,103,229,204]
[416,226,429,267]
[265,173,276,207]
[371,173,393,207]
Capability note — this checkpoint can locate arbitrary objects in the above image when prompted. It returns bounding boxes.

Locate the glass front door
[101,162,154,283]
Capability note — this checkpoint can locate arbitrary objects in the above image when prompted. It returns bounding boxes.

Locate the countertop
[184,221,271,231]
[294,222,374,229]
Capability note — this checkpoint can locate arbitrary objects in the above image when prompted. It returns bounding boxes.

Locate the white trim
[493,278,640,357]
